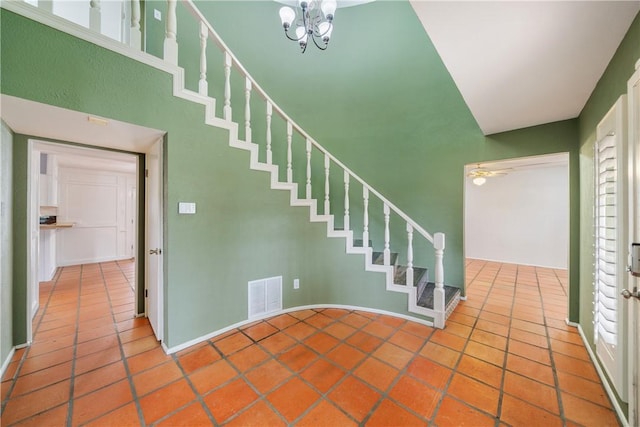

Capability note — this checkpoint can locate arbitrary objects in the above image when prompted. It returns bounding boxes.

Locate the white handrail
[181,0,434,243]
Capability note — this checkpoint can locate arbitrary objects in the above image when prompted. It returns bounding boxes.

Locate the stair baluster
[305,140,312,199]
[406,223,414,287]
[433,232,446,328]
[344,171,350,230]
[324,154,330,215]
[363,187,369,247]
[89,0,101,34]
[223,52,232,120]
[383,204,390,266]
[286,122,293,183]
[198,21,208,96]
[244,77,252,143]
[266,102,273,165]
[163,0,178,64]
[130,0,142,49]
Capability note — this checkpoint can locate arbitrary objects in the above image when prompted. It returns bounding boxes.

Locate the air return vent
[248,276,282,319]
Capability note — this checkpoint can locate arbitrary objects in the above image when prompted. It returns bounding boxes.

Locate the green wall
[157,1,581,314]
[576,11,640,411]
[2,10,410,348]
[1,121,14,367]
[2,0,591,349]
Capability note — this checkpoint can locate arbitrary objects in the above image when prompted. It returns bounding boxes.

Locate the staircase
[4,0,461,328]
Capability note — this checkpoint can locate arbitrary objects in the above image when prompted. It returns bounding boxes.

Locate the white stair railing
[10,0,450,327]
[168,0,449,328]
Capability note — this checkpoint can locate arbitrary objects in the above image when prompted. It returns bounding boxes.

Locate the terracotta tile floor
[1,259,620,426]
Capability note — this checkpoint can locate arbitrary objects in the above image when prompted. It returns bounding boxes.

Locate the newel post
[164,0,178,65]
[433,232,446,328]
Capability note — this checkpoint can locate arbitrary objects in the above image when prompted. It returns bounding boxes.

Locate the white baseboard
[0,346,16,379]
[162,304,434,355]
[572,321,629,427]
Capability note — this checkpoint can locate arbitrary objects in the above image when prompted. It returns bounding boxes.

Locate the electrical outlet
[293,279,300,290]
[154,9,162,21]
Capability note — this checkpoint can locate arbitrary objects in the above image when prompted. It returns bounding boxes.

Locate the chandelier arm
[284,28,304,42]
[311,34,328,50]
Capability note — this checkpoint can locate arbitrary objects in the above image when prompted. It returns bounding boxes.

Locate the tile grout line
[65,264,84,427]
[537,265,568,424]
[0,267,61,417]
[85,262,146,426]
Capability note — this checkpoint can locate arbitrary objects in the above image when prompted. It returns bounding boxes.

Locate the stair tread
[372,252,398,266]
[394,265,428,287]
[417,284,461,310]
[353,239,373,248]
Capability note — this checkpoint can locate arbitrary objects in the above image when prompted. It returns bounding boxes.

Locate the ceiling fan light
[473,177,486,186]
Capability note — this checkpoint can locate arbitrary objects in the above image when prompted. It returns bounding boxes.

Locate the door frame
[144,137,163,342]
[25,139,164,344]
[626,58,640,427]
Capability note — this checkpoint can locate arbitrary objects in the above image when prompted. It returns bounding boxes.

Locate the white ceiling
[410,1,640,135]
[1,95,165,153]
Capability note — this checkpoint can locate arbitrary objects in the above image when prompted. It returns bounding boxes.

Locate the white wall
[57,167,136,266]
[465,165,569,269]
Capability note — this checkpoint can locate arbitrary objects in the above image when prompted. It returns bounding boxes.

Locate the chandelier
[278,0,337,53]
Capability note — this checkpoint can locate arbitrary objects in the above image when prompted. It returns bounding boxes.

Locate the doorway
[463,153,571,308]
[1,95,167,346]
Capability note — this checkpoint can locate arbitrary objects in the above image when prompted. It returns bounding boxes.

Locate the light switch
[178,202,196,214]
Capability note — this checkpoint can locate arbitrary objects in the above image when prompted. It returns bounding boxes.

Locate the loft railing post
[164,0,178,65]
[89,0,101,34]
[198,21,208,96]
[433,232,446,328]
[344,171,350,230]
[286,122,293,183]
[406,223,414,287]
[324,155,330,215]
[266,102,273,164]
[305,139,312,199]
[223,52,232,120]
[383,204,390,266]
[244,77,252,142]
[130,0,142,49]
[362,187,369,247]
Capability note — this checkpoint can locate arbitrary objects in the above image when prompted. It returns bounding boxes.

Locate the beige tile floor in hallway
[1,259,620,426]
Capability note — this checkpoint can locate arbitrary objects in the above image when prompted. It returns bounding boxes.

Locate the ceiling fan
[467,164,511,186]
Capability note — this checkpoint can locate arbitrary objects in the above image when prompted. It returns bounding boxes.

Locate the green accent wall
[11,134,28,345]
[157,1,581,314]
[576,11,640,413]
[2,1,591,349]
[2,10,408,348]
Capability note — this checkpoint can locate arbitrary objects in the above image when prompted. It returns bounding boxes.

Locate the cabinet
[39,153,58,206]
[38,229,56,281]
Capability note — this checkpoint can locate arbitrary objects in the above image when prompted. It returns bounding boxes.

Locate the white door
[27,145,41,342]
[594,96,628,401]
[145,138,163,341]
[626,59,640,427]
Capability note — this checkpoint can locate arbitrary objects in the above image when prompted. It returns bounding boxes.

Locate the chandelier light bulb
[472,177,487,186]
[318,22,332,42]
[279,7,296,29]
[295,26,308,48]
[321,0,337,20]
